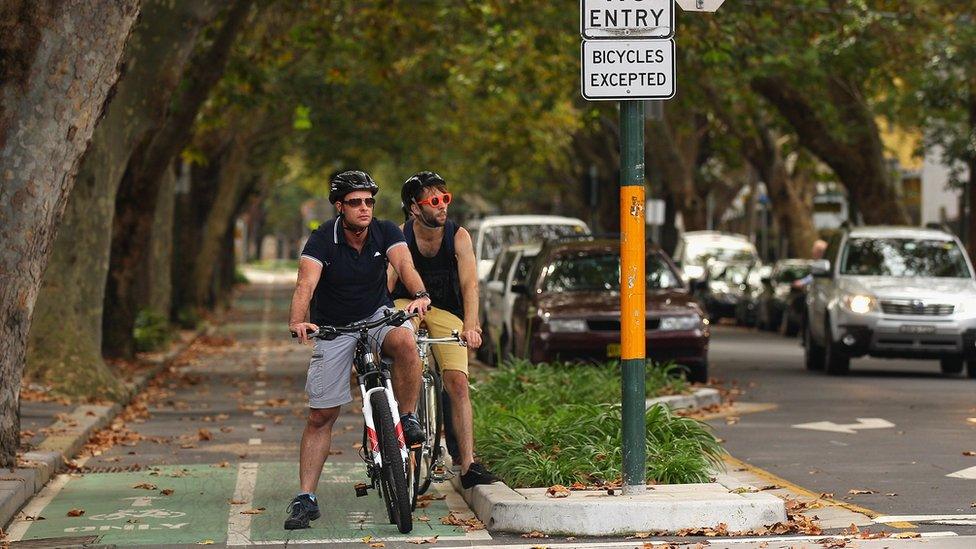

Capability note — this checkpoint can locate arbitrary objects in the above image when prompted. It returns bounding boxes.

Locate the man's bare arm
[387,243,431,319]
[454,227,482,348]
[289,257,323,345]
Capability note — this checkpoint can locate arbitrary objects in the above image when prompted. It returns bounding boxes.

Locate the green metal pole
[619,100,646,494]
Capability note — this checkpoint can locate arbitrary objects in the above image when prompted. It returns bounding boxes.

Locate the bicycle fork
[355,364,409,497]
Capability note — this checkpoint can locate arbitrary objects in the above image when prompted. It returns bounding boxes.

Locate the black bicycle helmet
[400,171,447,214]
[329,170,379,203]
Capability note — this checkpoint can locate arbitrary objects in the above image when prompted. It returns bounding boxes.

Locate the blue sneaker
[284,494,320,529]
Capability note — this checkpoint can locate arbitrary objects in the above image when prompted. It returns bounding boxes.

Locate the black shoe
[461,462,499,489]
[284,494,320,530]
[401,413,424,446]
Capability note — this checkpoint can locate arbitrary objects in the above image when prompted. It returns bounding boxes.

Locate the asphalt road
[708,324,976,535]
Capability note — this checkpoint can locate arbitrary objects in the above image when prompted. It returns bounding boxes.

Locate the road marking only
[792,418,895,434]
[227,462,260,546]
[947,465,976,479]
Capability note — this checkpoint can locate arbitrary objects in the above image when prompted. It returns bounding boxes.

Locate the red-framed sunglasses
[416,192,452,207]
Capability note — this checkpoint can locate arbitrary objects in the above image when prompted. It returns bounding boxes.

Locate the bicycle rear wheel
[370,391,412,534]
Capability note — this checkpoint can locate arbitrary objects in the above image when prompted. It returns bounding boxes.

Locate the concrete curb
[450,475,787,536]
[1,325,210,530]
[646,387,721,411]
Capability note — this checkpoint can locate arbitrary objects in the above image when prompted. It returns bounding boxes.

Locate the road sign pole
[619,99,646,494]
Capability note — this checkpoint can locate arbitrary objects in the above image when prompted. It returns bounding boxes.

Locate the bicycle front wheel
[370,391,412,534]
[413,369,443,504]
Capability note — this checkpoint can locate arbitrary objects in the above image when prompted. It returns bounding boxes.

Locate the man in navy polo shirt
[285,170,432,530]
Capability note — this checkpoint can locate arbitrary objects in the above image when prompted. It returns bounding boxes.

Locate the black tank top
[392,219,465,319]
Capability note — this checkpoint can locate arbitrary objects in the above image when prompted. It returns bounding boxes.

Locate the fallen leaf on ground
[521,531,547,538]
[627,531,652,539]
[819,492,834,499]
[758,484,779,491]
[847,489,874,495]
[885,493,897,497]
[891,532,921,539]
[546,484,570,498]
[842,523,859,535]
[361,535,372,543]
[66,509,85,517]
[369,544,385,548]
[160,489,174,496]
[964,451,976,456]
[406,536,438,544]
[229,499,247,505]
[240,507,266,515]
[967,418,976,425]
[132,483,157,490]
[198,540,214,545]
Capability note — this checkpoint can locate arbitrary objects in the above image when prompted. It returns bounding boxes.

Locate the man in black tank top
[389,171,499,488]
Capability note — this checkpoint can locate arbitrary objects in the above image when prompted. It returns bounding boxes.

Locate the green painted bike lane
[18,462,464,546]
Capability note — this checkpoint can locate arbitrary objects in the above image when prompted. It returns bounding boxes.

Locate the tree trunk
[0,0,139,468]
[967,82,976,261]
[145,163,177,314]
[103,0,254,359]
[27,0,221,398]
[752,75,910,225]
[646,114,708,231]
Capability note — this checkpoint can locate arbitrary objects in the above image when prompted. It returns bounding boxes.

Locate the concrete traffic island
[450,474,787,536]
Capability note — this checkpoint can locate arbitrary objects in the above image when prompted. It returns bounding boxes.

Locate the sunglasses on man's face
[342,197,376,207]
[416,192,452,207]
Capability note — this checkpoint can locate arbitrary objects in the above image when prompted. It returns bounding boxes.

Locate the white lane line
[5,473,73,541]
[253,410,267,417]
[876,514,976,523]
[248,438,262,445]
[250,424,265,430]
[255,381,267,388]
[254,389,266,396]
[226,462,260,546]
[947,465,976,479]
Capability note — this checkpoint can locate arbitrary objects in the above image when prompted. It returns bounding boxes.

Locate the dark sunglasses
[416,192,452,207]
[342,197,376,207]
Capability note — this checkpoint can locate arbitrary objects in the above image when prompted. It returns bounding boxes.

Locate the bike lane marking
[227,462,260,546]
[246,461,485,543]
[12,464,238,546]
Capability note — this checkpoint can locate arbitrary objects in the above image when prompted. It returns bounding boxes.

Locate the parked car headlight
[659,315,701,331]
[843,294,878,314]
[547,319,587,333]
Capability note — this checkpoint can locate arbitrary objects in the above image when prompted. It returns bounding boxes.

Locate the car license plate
[899,325,936,334]
[607,343,621,358]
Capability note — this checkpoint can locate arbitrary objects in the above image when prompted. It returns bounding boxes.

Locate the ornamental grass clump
[471,358,724,488]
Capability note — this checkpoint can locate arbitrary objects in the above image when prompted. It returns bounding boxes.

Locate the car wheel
[683,360,708,384]
[965,360,976,379]
[940,357,964,375]
[782,312,800,337]
[823,317,850,375]
[803,316,825,371]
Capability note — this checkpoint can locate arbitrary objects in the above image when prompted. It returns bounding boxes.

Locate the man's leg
[441,370,475,473]
[380,326,421,414]
[299,407,340,493]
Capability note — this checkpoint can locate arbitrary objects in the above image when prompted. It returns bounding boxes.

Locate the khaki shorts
[394,299,468,376]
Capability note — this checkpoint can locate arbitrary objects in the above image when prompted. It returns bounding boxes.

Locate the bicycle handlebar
[291,310,420,339]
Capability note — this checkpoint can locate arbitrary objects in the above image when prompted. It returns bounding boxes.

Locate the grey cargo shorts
[305,306,411,409]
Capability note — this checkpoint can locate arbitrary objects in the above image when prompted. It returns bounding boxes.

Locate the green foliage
[133,310,172,353]
[234,267,250,285]
[472,359,723,487]
[176,306,202,330]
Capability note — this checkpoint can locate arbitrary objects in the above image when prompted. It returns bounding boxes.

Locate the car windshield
[542,253,681,292]
[480,224,588,259]
[686,242,758,265]
[840,238,971,278]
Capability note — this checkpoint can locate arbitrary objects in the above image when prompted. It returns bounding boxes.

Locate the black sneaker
[461,462,499,489]
[284,494,320,530]
[401,413,425,446]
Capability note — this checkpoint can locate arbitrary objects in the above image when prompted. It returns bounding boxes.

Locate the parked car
[804,226,976,377]
[754,259,814,336]
[467,215,590,281]
[733,264,772,327]
[507,239,711,382]
[696,260,761,322]
[480,243,541,366]
[673,231,760,283]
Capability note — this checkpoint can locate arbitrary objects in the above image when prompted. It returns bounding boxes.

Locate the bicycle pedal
[354,483,369,497]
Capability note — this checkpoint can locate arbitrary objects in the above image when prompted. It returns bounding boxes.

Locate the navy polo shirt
[300,217,406,326]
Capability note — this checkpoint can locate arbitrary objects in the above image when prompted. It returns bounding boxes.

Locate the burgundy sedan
[509,239,710,383]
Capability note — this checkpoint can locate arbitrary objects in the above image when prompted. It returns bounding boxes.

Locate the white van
[466,215,590,280]
[673,231,760,281]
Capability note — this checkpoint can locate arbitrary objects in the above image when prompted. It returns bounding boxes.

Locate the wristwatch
[413,290,430,300]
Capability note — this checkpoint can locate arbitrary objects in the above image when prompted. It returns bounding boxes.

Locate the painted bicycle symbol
[90,509,187,521]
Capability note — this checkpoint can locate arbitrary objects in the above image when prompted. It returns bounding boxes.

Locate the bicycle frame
[354,329,409,470]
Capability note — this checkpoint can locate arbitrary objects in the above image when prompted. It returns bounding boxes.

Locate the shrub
[471,359,723,487]
[133,309,172,352]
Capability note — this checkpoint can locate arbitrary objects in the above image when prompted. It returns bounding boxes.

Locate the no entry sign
[581,0,675,39]
[581,39,675,100]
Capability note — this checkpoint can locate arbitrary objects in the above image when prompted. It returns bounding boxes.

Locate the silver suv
[804,226,976,377]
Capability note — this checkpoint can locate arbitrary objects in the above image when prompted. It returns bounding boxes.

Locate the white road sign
[675,0,725,12]
[581,39,675,101]
[581,0,675,39]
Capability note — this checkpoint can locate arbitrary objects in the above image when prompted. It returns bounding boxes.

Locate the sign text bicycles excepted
[581,39,675,100]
